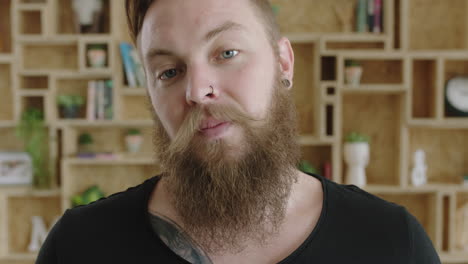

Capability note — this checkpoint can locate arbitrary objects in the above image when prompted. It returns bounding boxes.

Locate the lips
[199,118,225,130]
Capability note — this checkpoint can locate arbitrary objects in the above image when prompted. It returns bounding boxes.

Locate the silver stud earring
[282,79,291,88]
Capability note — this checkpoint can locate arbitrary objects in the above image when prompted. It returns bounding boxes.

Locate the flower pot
[345,66,363,87]
[344,142,369,187]
[125,135,143,154]
[60,105,81,119]
[87,48,106,68]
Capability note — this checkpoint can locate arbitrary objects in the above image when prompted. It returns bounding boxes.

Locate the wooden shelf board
[121,88,147,96]
[0,55,13,63]
[64,156,154,165]
[341,85,407,93]
[298,135,335,146]
[439,252,468,263]
[17,89,47,96]
[16,3,44,10]
[0,252,36,261]
[2,188,61,198]
[0,121,16,128]
[17,36,78,44]
[408,119,468,129]
[56,119,153,127]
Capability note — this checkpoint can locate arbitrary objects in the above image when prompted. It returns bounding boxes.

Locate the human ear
[277,37,294,89]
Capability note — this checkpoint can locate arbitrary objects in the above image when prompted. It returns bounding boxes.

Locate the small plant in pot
[87,44,107,68]
[125,128,143,154]
[345,60,363,87]
[78,132,94,155]
[57,95,85,119]
[344,132,370,187]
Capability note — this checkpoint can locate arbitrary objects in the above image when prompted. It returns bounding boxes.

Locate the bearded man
[37,0,441,263]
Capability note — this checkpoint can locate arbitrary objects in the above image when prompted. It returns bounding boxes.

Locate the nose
[185,65,217,106]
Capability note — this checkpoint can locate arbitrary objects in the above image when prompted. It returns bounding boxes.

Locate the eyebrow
[145,21,246,61]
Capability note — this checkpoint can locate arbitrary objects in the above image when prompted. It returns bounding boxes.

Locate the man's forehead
[139,0,258,49]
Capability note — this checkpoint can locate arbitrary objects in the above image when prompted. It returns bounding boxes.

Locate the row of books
[356,0,383,33]
[86,80,113,120]
[120,42,146,88]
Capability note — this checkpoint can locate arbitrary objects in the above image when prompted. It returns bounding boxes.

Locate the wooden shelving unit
[0,0,467,263]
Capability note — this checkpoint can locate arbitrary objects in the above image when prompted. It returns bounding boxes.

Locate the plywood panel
[301,145,332,176]
[409,128,468,184]
[0,127,25,152]
[0,0,12,53]
[342,94,402,185]
[412,60,437,118]
[121,95,152,121]
[0,64,13,120]
[270,0,358,33]
[409,0,468,50]
[356,59,403,84]
[20,11,42,35]
[292,44,316,135]
[23,45,78,70]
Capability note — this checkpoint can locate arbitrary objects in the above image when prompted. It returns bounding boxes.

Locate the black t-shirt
[36,174,441,263]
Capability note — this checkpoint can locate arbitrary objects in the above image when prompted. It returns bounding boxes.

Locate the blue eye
[221,50,239,59]
[160,69,178,80]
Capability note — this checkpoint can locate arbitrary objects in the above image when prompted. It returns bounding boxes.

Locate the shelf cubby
[20,96,45,119]
[325,41,385,51]
[321,56,336,81]
[20,74,48,90]
[292,43,317,136]
[61,164,156,209]
[6,195,61,254]
[344,58,404,85]
[0,0,12,54]
[408,0,468,50]
[375,192,438,247]
[342,93,403,186]
[56,0,110,35]
[120,95,152,121]
[63,126,154,157]
[408,128,468,185]
[22,43,78,71]
[301,144,333,177]
[455,191,468,252]
[0,63,13,121]
[412,59,437,119]
[0,127,25,152]
[19,10,42,35]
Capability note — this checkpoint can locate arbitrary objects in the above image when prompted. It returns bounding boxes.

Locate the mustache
[168,103,259,155]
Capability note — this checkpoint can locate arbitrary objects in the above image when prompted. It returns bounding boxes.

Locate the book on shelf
[119,42,146,88]
[356,0,383,33]
[86,80,113,121]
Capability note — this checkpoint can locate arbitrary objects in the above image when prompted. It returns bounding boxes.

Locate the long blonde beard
[151,76,300,254]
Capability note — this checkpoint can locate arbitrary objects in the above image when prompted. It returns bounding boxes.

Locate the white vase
[345,66,363,87]
[344,142,370,187]
[28,216,48,252]
[72,0,103,26]
[125,135,143,154]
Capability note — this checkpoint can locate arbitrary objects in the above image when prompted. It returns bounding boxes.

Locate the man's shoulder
[62,175,159,229]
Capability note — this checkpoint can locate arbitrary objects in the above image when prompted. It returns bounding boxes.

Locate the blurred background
[0,0,467,263]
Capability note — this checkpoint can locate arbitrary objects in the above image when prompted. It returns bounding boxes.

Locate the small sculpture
[28,216,59,252]
[344,132,370,187]
[411,149,427,187]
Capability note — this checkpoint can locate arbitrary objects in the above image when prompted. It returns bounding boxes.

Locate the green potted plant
[344,132,370,187]
[86,44,107,68]
[15,108,51,189]
[344,60,363,87]
[57,95,85,119]
[71,185,105,207]
[298,160,318,175]
[125,128,143,154]
[78,132,93,154]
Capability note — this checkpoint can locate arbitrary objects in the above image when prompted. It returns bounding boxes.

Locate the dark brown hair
[125,0,281,48]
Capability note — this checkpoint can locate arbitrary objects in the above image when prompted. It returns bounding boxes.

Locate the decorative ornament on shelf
[125,128,143,154]
[333,0,354,32]
[344,132,370,187]
[411,149,427,187]
[57,95,85,119]
[86,44,107,68]
[28,215,59,252]
[445,76,468,117]
[72,0,104,33]
[0,152,32,185]
[16,108,51,189]
[345,60,363,87]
